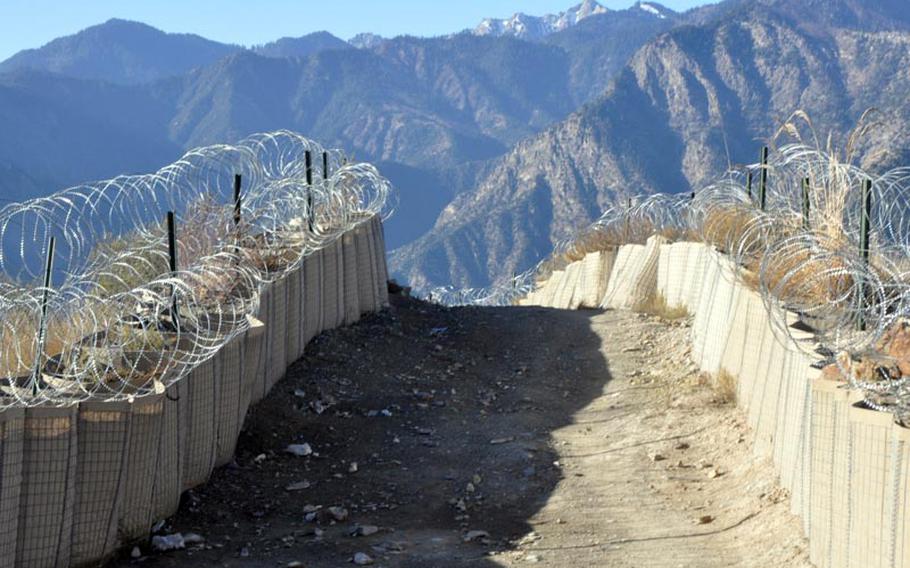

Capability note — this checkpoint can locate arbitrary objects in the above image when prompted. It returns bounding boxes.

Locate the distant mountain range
[0,19,241,84]
[473,0,676,40]
[391,0,910,289]
[2,0,910,292]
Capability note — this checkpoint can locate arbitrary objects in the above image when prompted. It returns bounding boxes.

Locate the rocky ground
[112,294,810,567]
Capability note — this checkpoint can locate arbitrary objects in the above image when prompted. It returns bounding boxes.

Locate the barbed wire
[432,140,910,422]
[0,130,392,408]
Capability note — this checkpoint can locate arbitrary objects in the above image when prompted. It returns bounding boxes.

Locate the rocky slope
[391,0,910,289]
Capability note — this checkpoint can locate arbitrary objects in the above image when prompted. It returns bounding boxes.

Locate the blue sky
[0,0,714,60]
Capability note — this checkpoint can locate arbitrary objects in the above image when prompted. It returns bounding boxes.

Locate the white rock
[131,546,142,558]
[183,533,205,545]
[463,530,490,542]
[151,533,185,552]
[286,443,313,457]
[352,524,379,537]
[353,552,374,565]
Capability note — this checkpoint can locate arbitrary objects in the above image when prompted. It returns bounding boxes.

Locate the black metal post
[33,236,56,394]
[801,177,810,229]
[860,179,872,262]
[305,150,314,232]
[858,179,873,331]
[746,171,753,201]
[167,211,180,324]
[323,151,329,180]
[233,174,242,227]
[759,146,769,211]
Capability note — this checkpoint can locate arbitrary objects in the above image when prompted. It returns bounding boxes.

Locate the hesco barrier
[0,215,388,568]
[523,239,910,568]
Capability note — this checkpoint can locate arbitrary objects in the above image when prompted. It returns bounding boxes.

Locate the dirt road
[112,295,810,567]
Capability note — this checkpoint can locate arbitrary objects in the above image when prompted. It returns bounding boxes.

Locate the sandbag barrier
[0,217,390,567]
[520,236,910,568]
[438,125,910,566]
[0,130,393,567]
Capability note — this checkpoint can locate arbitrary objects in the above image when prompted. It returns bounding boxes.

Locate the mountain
[544,3,680,104]
[0,69,179,185]
[253,31,352,58]
[0,19,241,84]
[168,35,575,169]
[391,0,910,290]
[348,33,387,49]
[473,0,610,40]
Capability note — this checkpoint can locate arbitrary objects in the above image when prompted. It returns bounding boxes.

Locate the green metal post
[33,236,56,394]
[759,146,769,211]
[801,177,810,229]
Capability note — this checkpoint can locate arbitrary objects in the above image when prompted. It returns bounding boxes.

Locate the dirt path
[112,295,810,567]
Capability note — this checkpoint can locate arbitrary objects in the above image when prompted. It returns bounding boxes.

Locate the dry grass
[713,369,737,404]
[633,291,689,320]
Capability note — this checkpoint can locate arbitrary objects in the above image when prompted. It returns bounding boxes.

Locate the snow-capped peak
[473,1,610,41]
[636,2,669,19]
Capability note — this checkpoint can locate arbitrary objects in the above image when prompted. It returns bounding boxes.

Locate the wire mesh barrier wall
[0,131,392,567]
[495,139,910,567]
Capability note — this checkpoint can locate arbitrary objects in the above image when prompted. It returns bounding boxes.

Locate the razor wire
[0,130,392,408]
[433,140,910,421]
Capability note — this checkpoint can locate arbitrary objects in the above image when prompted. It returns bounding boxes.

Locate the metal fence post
[167,211,180,324]
[746,171,753,200]
[233,174,242,227]
[305,150,314,232]
[32,236,56,394]
[802,177,810,229]
[323,151,329,180]
[858,179,873,331]
[759,146,769,211]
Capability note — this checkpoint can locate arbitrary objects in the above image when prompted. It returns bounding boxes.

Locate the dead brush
[633,291,689,320]
[699,369,737,405]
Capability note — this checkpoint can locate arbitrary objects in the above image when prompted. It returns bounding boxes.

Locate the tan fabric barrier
[0,408,23,567]
[601,243,650,310]
[17,405,77,567]
[286,264,304,366]
[0,221,391,567]
[342,231,361,325]
[181,359,217,490]
[70,400,128,565]
[355,223,377,315]
[322,240,342,331]
[119,392,166,542]
[214,334,245,468]
[304,250,324,343]
[371,215,389,307]
[521,238,910,567]
[265,277,289,390]
[151,379,185,524]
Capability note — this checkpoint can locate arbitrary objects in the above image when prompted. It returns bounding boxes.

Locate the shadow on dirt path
[110,294,614,567]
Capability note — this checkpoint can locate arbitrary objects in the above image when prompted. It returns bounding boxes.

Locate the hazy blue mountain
[0,70,179,185]
[168,34,575,168]
[544,2,680,104]
[391,0,910,290]
[0,19,241,84]
[253,31,352,58]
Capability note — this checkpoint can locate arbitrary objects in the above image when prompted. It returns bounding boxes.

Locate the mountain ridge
[390,0,910,290]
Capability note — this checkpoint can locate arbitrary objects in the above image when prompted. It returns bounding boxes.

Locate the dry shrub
[633,291,689,320]
[712,368,737,404]
[701,206,759,253]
